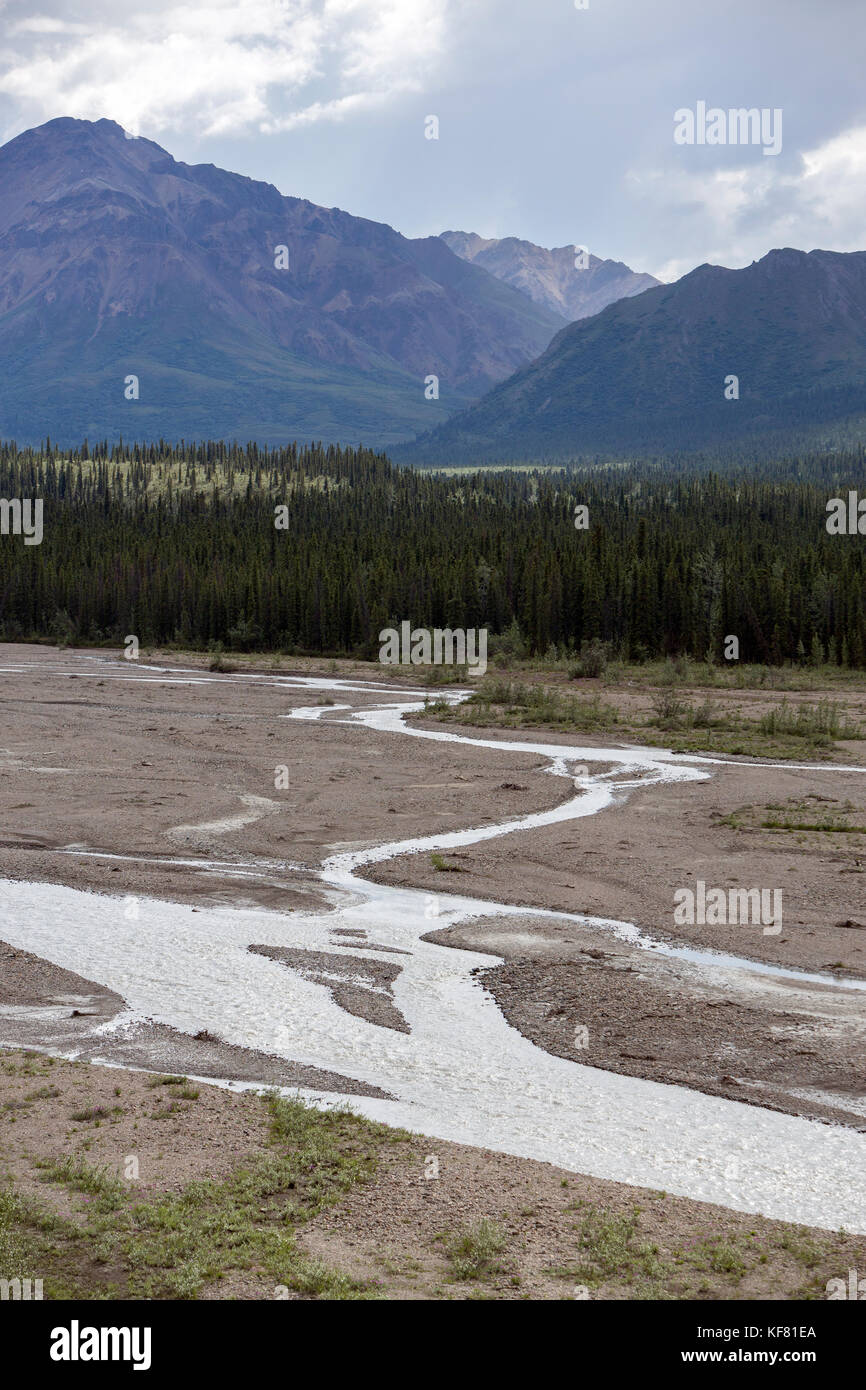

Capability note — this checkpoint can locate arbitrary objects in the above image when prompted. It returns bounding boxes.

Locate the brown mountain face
[0,118,566,446]
[440,230,659,322]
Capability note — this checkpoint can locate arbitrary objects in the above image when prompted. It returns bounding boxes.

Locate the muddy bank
[2,642,865,1146]
[423,914,866,1129]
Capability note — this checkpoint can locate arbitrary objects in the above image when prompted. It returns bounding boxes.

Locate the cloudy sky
[1,0,864,281]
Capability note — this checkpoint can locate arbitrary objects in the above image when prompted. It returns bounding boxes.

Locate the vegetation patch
[430,853,465,873]
[423,674,862,760]
[5,1094,398,1299]
[441,1219,506,1282]
[721,796,866,842]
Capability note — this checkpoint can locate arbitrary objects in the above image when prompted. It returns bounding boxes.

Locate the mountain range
[0,118,572,448]
[3,119,866,463]
[398,248,866,464]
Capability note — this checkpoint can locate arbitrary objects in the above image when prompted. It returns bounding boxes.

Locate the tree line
[0,437,864,667]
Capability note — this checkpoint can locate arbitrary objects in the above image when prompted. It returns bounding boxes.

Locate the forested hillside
[1,439,864,667]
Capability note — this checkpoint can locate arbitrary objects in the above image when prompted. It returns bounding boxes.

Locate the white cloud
[8,18,92,34]
[632,124,866,281]
[799,125,866,222]
[0,0,451,140]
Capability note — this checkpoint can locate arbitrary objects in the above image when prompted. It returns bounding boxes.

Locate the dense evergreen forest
[0,438,864,667]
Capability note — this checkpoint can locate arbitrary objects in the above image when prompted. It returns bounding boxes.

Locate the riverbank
[4,1047,864,1301]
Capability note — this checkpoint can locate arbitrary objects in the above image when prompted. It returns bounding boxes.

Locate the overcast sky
[1,0,864,281]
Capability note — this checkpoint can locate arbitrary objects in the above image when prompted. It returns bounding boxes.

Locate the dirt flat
[423,916,866,1128]
[0,643,560,910]
[1,642,865,1149]
[0,642,559,1085]
[370,731,866,1128]
[249,945,410,1034]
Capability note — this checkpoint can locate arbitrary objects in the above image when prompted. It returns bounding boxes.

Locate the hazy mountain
[0,119,566,448]
[440,231,659,321]
[399,248,866,464]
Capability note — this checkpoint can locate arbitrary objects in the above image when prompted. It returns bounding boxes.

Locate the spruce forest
[1,438,864,668]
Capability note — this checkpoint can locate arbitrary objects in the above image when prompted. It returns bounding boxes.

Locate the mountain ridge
[440,229,659,322]
[0,117,567,447]
[397,246,866,463]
